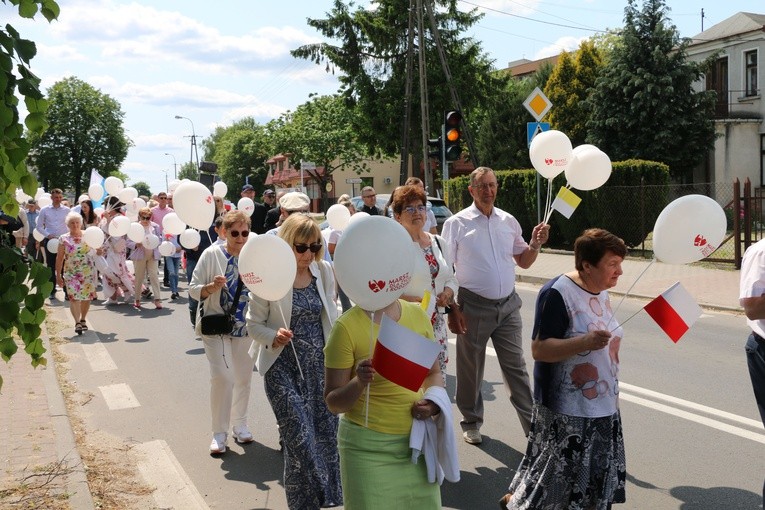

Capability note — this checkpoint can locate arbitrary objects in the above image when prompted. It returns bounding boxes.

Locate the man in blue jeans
[739,238,765,507]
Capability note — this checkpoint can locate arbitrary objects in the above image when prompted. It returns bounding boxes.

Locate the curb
[41,317,96,510]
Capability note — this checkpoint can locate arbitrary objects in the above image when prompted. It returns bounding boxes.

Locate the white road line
[99,383,140,410]
[134,440,209,509]
[81,342,118,372]
[619,392,765,444]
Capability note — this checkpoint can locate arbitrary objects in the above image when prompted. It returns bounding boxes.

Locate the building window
[745,49,758,97]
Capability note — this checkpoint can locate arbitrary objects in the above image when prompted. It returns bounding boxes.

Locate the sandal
[133,301,142,309]
[154,300,163,309]
[74,322,82,335]
[80,320,88,331]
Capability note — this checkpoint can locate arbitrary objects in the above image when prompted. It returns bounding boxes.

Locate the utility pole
[398,0,416,185]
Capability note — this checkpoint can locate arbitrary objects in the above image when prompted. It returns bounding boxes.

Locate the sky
[5,0,764,195]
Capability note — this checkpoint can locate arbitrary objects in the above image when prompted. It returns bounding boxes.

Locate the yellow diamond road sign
[523,87,552,121]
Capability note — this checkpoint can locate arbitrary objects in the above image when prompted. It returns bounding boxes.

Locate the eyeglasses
[403,205,427,214]
[227,230,250,238]
[472,182,497,191]
[158,196,167,199]
[139,215,151,220]
[363,194,376,198]
[294,242,322,254]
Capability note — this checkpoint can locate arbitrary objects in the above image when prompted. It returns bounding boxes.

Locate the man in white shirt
[442,167,549,445]
[37,188,71,298]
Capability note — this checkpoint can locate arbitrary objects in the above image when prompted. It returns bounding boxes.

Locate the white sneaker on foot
[104,298,118,305]
[463,429,482,445]
[232,425,254,444]
[209,432,227,454]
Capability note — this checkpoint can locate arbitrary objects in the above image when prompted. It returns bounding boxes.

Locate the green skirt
[338,418,441,510]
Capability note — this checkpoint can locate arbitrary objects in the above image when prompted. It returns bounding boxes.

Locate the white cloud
[534,35,587,59]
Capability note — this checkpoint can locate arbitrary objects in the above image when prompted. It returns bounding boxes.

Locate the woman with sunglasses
[247,213,342,509]
[127,207,163,309]
[393,184,460,384]
[190,210,255,455]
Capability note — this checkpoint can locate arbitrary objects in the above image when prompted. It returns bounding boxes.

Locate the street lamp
[164,153,177,180]
[160,168,169,193]
[174,115,199,172]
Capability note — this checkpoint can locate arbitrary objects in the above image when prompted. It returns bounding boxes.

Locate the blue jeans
[186,258,198,326]
[165,256,180,293]
[746,333,765,505]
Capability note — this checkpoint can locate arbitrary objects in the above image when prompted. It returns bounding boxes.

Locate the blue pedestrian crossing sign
[527,122,550,147]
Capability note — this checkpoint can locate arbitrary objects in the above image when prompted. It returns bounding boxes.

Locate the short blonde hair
[222,210,250,230]
[279,214,323,262]
[65,212,82,227]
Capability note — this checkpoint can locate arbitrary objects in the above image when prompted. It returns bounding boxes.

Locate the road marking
[81,341,118,372]
[99,383,140,410]
[134,440,209,509]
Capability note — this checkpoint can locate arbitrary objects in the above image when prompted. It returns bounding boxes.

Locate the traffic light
[444,110,462,161]
[428,136,442,160]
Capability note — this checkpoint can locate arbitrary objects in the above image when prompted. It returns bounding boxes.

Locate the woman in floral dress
[99,199,136,305]
[56,212,98,335]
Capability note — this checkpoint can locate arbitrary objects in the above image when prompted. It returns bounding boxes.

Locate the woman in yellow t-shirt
[324,299,443,509]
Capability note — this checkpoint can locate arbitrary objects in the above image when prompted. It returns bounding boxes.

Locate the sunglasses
[294,242,322,254]
[139,215,151,220]
[227,230,250,238]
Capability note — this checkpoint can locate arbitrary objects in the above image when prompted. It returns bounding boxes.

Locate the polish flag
[372,314,441,392]
[643,282,702,343]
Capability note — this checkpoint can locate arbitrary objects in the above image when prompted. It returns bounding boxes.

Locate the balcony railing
[712,88,761,118]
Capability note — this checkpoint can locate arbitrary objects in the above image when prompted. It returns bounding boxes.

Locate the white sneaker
[104,298,118,305]
[463,429,482,445]
[209,432,227,454]
[232,425,254,444]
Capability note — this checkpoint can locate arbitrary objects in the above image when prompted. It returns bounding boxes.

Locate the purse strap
[228,277,244,316]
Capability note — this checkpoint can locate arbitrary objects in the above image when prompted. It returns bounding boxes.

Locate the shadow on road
[218,441,284,492]
[670,484,762,510]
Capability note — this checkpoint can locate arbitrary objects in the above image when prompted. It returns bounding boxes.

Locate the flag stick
[364,310,375,427]
[609,307,642,334]
[607,258,655,330]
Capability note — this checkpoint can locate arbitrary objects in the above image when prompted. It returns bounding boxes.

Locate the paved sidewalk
[0,251,742,508]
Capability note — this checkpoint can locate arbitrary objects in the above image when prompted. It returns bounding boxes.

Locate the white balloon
[15,189,29,204]
[104,176,124,196]
[94,207,104,217]
[572,144,599,156]
[118,186,138,204]
[158,240,175,257]
[173,181,215,230]
[348,211,369,225]
[564,147,612,191]
[168,179,181,193]
[127,222,145,243]
[126,210,139,222]
[125,260,134,274]
[132,197,147,211]
[88,183,105,202]
[239,235,296,301]
[237,197,255,216]
[162,212,186,236]
[46,238,59,253]
[83,226,105,249]
[333,216,414,311]
[144,233,160,250]
[403,241,431,299]
[32,228,45,242]
[326,204,351,231]
[108,215,130,236]
[652,195,727,265]
[37,196,52,208]
[529,129,573,179]
[35,188,46,199]
[213,181,228,198]
[179,228,201,249]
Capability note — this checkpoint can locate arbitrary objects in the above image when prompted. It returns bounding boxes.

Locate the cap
[279,191,310,211]
[78,194,90,203]
[263,189,275,196]
[242,184,255,192]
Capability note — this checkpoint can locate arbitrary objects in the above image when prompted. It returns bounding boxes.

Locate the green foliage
[444,160,670,249]
[177,161,198,181]
[130,180,151,198]
[0,0,59,391]
[27,76,132,197]
[586,0,716,182]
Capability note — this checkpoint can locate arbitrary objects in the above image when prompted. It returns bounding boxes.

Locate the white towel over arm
[409,386,460,484]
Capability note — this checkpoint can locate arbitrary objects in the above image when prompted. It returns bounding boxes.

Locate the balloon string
[606,258,655,331]
[609,307,642,334]
[542,178,554,225]
[278,305,303,380]
[364,310,374,428]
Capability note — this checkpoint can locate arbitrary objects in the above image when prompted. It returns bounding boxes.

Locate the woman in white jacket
[394,185,461,384]
[189,210,255,455]
[246,213,342,509]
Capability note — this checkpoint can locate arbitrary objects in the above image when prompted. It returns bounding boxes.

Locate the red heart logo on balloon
[545,158,553,165]
[694,234,707,247]
[206,196,212,204]
[368,280,386,293]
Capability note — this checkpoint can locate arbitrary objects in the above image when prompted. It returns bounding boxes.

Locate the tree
[292,0,501,175]
[269,94,373,211]
[544,40,603,147]
[177,161,198,181]
[586,0,716,182]
[0,0,61,391]
[131,180,151,198]
[28,76,131,197]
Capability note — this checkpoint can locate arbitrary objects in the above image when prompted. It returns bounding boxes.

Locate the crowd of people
[15,169,660,510]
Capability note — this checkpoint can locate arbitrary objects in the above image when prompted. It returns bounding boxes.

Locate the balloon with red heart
[653,195,726,264]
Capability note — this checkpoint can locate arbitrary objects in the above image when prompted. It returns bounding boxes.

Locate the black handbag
[200,278,244,336]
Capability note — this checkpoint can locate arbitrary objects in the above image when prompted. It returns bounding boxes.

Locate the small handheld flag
[372,314,441,392]
[644,282,702,343]
[551,186,582,219]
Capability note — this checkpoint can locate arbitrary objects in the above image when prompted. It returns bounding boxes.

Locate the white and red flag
[643,282,702,343]
[372,314,441,392]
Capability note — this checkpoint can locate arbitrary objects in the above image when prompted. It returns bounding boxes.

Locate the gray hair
[65,212,83,226]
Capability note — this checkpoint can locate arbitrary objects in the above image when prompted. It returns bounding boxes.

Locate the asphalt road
[52,281,764,509]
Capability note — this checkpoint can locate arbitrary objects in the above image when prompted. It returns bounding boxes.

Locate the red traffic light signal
[444,110,462,161]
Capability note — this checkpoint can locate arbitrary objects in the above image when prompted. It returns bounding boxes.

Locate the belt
[459,286,515,306]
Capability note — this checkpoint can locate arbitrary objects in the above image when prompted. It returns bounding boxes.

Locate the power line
[459,0,609,33]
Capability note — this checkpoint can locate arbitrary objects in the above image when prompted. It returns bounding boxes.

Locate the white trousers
[203,335,256,434]
[133,257,160,299]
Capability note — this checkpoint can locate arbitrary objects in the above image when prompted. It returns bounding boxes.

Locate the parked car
[350,194,453,233]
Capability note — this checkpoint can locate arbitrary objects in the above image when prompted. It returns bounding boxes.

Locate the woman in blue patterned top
[501,228,628,510]
[189,210,254,455]
[247,213,342,509]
